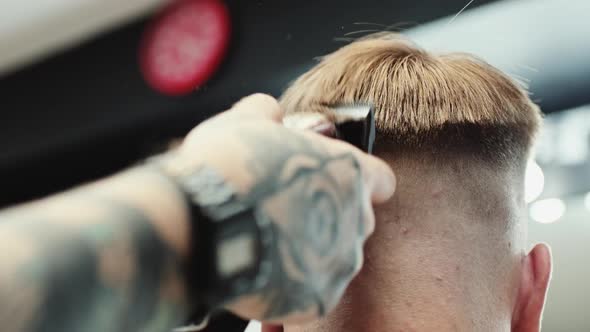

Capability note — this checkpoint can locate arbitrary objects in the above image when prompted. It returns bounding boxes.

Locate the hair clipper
[283,104,376,154]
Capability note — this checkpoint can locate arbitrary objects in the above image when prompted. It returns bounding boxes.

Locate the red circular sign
[140,0,231,96]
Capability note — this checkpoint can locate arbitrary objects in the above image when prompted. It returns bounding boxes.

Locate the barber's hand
[178,94,396,324]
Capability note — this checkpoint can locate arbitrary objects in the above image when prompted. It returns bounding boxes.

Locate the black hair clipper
[331,104,376,154]
[283,103,376,154]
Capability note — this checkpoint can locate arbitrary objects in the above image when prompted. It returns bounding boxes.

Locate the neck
[287,157,525,332]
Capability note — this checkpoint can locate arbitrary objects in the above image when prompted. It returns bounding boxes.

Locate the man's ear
[512,243,552,332]
[261,324,283,332]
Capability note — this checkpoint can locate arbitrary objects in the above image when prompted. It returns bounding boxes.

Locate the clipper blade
[282,103,376,153]
[333,104,375,154]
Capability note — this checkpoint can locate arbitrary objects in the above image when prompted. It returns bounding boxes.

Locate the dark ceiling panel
[0,0,544,205]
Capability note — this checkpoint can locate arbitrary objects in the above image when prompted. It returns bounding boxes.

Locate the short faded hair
[280,33,541,167]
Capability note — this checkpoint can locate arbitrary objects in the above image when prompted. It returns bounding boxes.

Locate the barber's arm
[0,94,395,332]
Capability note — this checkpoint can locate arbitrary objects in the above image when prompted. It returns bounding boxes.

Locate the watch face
[175,165,266,306]
[202,206,267,307]
[216,233,256,278]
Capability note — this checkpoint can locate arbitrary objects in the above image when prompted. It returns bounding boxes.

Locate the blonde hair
[280,34,541,166]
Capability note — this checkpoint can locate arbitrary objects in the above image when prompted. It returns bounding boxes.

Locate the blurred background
[527,107,590,332]
[1,0,588,331]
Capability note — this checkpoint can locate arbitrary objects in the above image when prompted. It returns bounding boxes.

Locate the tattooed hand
[176,94,396,324]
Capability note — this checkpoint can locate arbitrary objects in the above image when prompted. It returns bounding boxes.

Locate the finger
[348,200,373,278]
[349,197,374,279]
[226,93,283,122]
[362,196,377,237]
[283,112,337,137]
[345,147,395,203]
[352,237,366,276]
[304,132,396,203]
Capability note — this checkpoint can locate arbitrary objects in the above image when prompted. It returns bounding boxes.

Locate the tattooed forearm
[0,113,373,330]
[0,170,191,332]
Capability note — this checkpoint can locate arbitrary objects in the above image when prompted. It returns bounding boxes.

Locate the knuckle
[249,93,279,108]
[250,92,274,100]
[338,251,359,277]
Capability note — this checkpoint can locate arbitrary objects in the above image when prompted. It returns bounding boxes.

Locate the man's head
[272,33,551,331]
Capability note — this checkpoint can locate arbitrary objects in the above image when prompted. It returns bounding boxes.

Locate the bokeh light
[530,198,566,224]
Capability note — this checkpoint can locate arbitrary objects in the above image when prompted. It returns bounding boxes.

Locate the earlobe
[512,243,552,332]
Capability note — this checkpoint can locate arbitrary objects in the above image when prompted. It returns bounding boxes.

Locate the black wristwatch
[150,155,273,319]
[180,166,273,309]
